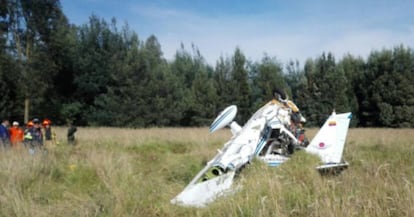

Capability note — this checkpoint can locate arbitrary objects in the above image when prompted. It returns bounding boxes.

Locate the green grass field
[0,127,413,217]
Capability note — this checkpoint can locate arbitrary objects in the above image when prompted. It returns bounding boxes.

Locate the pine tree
[231,48,252,123]
[338,54,365,126]
[213,56,233,109]
[251,55,286,109]
[6,0,68,122]
[298,53,349,126]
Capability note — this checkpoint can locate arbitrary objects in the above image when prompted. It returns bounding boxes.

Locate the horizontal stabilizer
[317,162,349,175]
[210,105,238,133]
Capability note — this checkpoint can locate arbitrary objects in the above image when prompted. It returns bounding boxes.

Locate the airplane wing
[170,148,236,207]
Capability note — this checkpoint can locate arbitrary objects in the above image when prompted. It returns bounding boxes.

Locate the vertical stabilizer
[306,112,352,164]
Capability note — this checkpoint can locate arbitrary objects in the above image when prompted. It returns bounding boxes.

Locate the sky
[60,0,414,65]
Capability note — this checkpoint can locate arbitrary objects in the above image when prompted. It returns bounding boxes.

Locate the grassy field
[0,127,413,217]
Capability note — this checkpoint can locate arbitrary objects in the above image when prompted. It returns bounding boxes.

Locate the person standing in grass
[24,118,44,153]
[67,122,77,145]
[42,119,57,148]
[9,121,24,148]
[0,119,10,148]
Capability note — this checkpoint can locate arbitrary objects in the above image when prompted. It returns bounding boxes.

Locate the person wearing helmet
[42,119,57,148]
[9,121,24,147]
[24,118,44,153]
[26,121,34,128]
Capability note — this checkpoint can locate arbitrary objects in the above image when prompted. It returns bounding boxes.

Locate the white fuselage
[213,101,291,170]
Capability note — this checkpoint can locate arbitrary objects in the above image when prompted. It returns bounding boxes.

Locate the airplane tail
[305,112,352,174]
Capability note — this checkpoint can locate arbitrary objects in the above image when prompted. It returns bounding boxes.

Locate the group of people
[0,118,56,150]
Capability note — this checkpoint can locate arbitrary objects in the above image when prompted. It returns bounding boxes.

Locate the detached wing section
[171,169,236,207]
[306,112,352,165]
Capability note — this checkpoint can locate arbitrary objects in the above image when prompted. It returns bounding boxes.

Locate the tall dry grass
[0,127,413,216]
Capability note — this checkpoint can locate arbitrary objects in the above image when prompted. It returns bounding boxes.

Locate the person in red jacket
[9,121,24,147]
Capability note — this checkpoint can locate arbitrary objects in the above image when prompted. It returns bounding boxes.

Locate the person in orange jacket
[9,121,24,147]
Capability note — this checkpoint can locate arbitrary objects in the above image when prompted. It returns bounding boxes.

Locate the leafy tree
[298,53,349,126]
[72,16,123,125]
[365,46,414,127]
[6,0,66,123]
[137,35,188,126]
[230,48,252,123]
[285,60,305,102]
[107,29,146,127]
[0,2,17,119]
[213,56,233,109]
[0,55,18,119]
[361,49,390,126]
[87,24,133,126]
[337,54,365,127]
[188,56,218,125]
[251,55,286,109]
[391,46,414,127]
[44,19,78,124]
[189,71,218,125]
[171,44,218,126]
[296,58,318,126]
[171,43,198,88]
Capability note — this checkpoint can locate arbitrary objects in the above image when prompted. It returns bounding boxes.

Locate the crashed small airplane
[171,100,352,207]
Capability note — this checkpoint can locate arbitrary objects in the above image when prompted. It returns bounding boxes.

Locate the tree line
[0,1,413,128]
